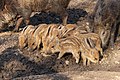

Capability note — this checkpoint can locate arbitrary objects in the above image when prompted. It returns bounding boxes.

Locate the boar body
[89,0,120,49]
[0,0,71,31]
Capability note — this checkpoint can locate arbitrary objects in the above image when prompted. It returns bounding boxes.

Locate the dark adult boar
[89,0,120,49]
[0,0,71,31]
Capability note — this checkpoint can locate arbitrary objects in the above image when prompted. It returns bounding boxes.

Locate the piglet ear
[84,38,95,49]
[58,24,63,29]
[87,38,95,48]
[84,38,91,49]
[100,29,110,48]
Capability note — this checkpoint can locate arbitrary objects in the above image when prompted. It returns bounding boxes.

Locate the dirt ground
[0,0,120,80]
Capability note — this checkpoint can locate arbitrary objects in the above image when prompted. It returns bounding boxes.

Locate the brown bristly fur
[48,36,81,63]
[80,38,99,66]
[41,24,60,53]
[0,0,71,31]
[46,35,100,65]
[75,33,103,56]
[57,24,78,38]
[62,26,88,38]
[29,24,48,50]
[18,25,35,49]
[68,34,100,65]
[89,0,120,49]
[41,24,78,53]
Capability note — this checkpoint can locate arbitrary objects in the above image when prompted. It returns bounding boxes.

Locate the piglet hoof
[109,44,114,50]
[57,57,61,59]
[41,52,51,57]
[75,60,79,64]
[111,47,114,50]
[98,61,101,64]
[65,60,69,65]
[27,48,34,52]
[83,63,87,66]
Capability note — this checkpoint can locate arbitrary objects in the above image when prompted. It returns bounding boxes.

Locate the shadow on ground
[0,47,58,79]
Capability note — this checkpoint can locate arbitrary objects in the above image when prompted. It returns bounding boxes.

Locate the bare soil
[0,0,120,80]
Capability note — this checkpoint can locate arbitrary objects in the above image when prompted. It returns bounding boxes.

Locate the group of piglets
[19,23,103,66]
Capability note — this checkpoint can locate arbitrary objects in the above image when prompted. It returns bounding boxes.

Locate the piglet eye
[51,46,54,48]
[95,58,98,60]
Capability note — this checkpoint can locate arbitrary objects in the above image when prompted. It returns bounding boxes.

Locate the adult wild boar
[0,0,71,31]
[89,0,120,49]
